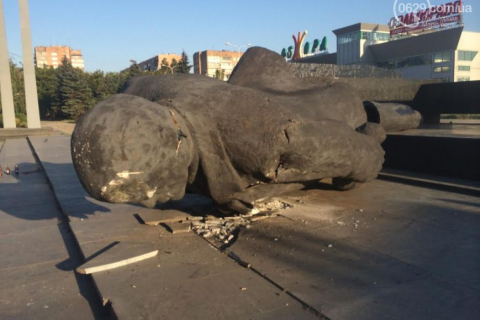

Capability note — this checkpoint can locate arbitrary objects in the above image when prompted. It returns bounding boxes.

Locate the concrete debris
[190,211,278,245]
[254,199,294,212]
[163,222,191,234]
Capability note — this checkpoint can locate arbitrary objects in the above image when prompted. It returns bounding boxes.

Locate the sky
[4,0,480,72]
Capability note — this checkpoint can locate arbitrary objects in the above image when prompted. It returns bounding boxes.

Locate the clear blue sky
[4,0,480,72]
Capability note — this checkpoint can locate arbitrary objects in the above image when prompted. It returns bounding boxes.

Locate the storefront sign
[389,1,463,35]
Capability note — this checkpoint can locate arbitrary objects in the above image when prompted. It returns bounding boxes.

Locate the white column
[0,0,16,129]
[18,0,41,128]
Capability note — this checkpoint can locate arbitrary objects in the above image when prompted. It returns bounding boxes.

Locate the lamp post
[225,42,252,53]
[161,63,180,74]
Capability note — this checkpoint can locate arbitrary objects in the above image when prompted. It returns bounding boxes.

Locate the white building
[332,23,479,82]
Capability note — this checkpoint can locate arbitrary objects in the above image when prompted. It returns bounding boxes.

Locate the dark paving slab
[29,135,318,319]
[31,134,480,320]
[0,138,106,320]
[227,181,480,320]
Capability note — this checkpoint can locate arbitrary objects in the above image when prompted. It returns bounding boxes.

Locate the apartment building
[34,46,84,70]
[193,50,243,80]
[138,53,182,71]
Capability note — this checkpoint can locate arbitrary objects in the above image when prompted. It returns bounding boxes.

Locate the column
[18,0,41,128]
[0,0,16,128]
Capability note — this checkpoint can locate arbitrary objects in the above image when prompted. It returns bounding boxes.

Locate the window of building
[222,56,232,61]
[338,31,360,44]
[458,66,470,71]
[361,31,389,41]
[457,76,470,82]
[51,52,57,56]
[434,66,450,73]
[395,54,432,68]
[433,51,451,63]
[377,33,390,41]
[458,51,478,61]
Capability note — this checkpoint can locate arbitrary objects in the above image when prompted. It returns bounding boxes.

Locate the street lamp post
[225,42,252,53]
[161,64,180,74]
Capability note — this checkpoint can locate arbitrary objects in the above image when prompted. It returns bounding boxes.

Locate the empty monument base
[382,121,480,181]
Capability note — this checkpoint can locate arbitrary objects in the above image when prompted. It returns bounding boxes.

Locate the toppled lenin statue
[71,47,387,214]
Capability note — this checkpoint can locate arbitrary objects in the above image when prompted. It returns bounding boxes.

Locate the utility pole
[0,0,16,128]
[18,0,41,128]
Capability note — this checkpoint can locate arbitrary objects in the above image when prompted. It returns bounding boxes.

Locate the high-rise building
[34,46,84,70]
[193,50,243,80]
[138,53,182,71]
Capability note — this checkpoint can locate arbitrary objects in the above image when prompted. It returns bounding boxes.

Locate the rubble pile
[188,199,294,245]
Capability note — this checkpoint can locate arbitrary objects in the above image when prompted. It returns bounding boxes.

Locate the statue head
[71,94,195,207]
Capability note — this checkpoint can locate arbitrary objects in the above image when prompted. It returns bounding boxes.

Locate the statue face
[71,94,194,207]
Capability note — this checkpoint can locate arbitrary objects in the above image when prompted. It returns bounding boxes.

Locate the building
[332,23,480,82]
[138,53,182,71]
[34,46,84,70]
[193,50,243,80]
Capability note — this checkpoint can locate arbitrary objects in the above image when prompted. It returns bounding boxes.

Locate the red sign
[390,14,462,35]
[389,0,463,35]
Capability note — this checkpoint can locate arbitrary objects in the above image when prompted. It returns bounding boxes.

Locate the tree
[159,58,171,74]
[281,48,286,57]
[55,56,94,120]
[104,72,124,94]
[176,51,191,74]
[36,66,58,118]
[124,59,143,78]
[215,69,225,80]
[9,61,26,114]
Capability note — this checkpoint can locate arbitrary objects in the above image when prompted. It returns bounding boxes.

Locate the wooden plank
[77,242,158,274]
[138,209,191,226]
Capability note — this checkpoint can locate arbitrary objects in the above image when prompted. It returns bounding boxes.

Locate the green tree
[104,72,124,94]
[9,61,26,114]
[118,59,144,90]
[159,58,171,74]
[281,48,286,57]
[124,59,143,78]
[88,70,110,103]
[176,51,191,74]
[36,66,58,118]
[215,69,225,80]
[55,56,94,120]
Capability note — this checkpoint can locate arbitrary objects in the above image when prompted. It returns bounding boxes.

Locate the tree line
[0,50,192,123]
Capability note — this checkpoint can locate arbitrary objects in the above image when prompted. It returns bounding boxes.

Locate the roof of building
[194,50,243,56]
[333,22,390,35]
[368,27,463,61]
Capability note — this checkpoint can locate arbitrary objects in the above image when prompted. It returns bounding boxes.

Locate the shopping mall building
[300,4,479,82]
